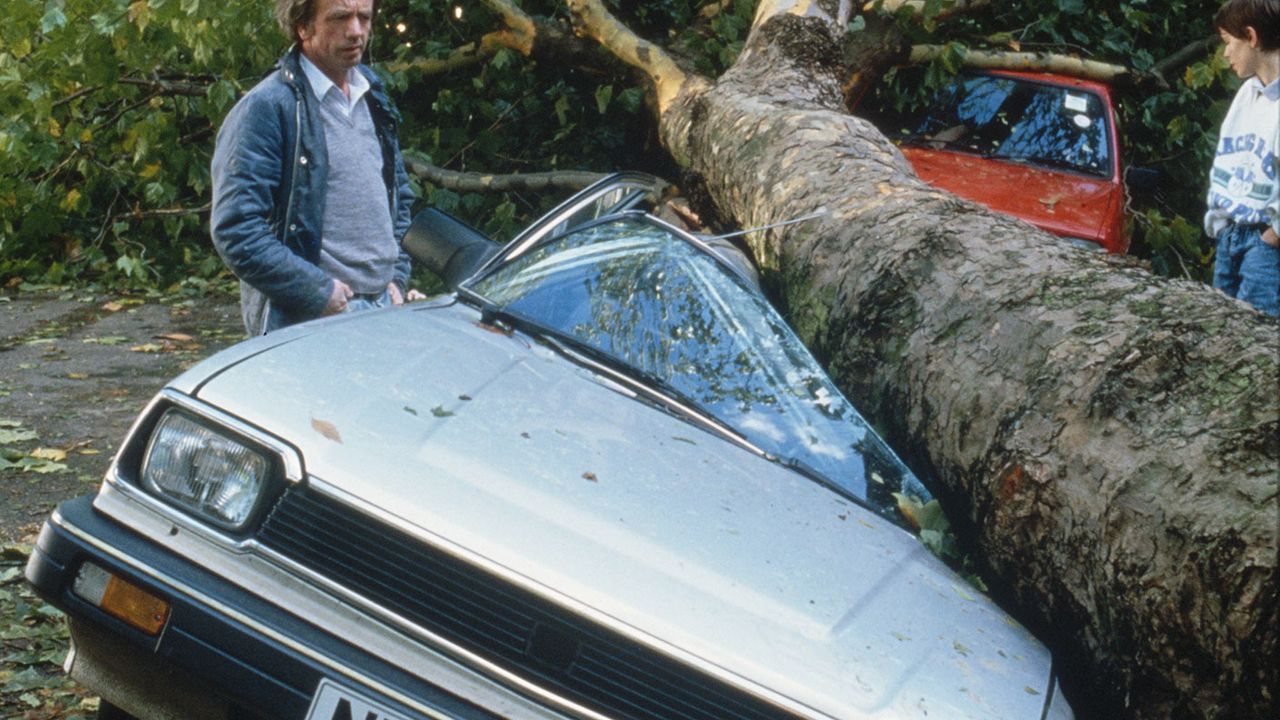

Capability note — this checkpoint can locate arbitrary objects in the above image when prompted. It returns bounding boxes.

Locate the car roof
[980,68,1116,98]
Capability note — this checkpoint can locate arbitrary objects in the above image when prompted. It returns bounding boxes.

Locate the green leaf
[916,499,950,533]
[208,79,237,113]
[41,2,67,34]
[0,429,38,445]
[553,95,571,126]
[938,42,966,75]
[594,84,613,115]
[617,87,644,114]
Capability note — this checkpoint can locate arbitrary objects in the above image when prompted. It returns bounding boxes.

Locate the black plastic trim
[25,495,501,720]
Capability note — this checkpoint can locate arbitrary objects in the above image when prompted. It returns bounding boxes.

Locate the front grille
[257,487,801,720]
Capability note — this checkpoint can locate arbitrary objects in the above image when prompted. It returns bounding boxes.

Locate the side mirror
[402,209,500,290]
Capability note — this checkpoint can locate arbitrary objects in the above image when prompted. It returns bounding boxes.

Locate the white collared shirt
[298,54,371,117]
[1255,74,1280,103]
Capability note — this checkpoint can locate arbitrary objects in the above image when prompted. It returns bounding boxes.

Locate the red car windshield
[905,74,1112,178]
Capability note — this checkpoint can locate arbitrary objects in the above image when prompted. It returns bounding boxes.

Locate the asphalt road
[0,287,244,544]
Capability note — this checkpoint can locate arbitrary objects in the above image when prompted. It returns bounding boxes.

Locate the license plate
[305,678,416,720]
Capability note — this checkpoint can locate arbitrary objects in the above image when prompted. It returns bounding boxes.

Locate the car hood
[189,303,1054,719]
[901,144,1115,242]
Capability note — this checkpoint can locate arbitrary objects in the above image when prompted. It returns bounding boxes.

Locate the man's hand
[387,282,404,306]
[1263,227,1279,248]
[323,279,354,316]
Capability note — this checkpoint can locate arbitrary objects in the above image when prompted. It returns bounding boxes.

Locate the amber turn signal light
[72,562,170,636]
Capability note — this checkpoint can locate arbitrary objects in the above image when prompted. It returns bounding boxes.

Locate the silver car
[26,174,1073,719]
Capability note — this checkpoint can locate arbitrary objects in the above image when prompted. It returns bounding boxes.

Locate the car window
[499,173,658,268]
[466,216,932,519]
[910,74,1112,177]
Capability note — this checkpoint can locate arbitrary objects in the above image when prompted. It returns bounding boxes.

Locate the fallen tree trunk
[556,1,1278,717]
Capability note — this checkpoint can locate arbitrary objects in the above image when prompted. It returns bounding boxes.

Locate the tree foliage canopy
[0,0,1240,287]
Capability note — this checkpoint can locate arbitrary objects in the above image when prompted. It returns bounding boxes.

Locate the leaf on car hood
[310,417,343,444]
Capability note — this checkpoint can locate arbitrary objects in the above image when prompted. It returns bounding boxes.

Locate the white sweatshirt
[1204,75,1280,238]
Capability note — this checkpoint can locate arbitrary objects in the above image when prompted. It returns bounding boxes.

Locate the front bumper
[24,494,503,720]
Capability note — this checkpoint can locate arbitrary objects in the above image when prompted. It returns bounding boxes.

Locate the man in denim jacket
[211,0,414,334]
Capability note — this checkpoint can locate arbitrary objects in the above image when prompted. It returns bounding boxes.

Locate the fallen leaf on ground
[30,448,67,462]
[0,429,38,445]
[82,336,129,345]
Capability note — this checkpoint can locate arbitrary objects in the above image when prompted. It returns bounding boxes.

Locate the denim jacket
[210,47,415,334]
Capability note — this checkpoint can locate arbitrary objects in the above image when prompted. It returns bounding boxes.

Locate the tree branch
[908,44,1168,88]
[118,76,210,97]
[388,1,600,78]
[385,43,491,77]
[385,0,533,77]
[480,0,538,55]
[122,203,211,220]
[865,0,993,21]
[53,85,103,108]
[1152,34,1219,83]
[565,0,697,114]
[404,155,615,194]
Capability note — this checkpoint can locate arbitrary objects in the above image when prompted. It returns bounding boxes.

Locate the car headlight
[140,410,272,530]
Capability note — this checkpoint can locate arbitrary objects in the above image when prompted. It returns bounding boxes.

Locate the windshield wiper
[773,454,918,531]
[986,152,1091,174]
[549,337,764,453]
[774,455,854,503]
[458,291,764,457]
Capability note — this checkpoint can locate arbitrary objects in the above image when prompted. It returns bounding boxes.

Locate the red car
[897,70,1132,254]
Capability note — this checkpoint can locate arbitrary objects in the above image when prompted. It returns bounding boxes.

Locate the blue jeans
[346,288,395,314]
[1213,224,1280,317]
[261,287,394,334]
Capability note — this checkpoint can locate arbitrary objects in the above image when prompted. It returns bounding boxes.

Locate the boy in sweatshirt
[1205,0,1280,316]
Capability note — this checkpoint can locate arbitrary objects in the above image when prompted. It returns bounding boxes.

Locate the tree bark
[561,1,1278,718]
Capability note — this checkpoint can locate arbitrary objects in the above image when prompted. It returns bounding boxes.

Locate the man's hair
[1215,0,1280,51]
[274,0,315,43]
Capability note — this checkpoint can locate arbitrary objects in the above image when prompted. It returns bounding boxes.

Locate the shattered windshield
[907,73,1112,177]
[466,216,931,520]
